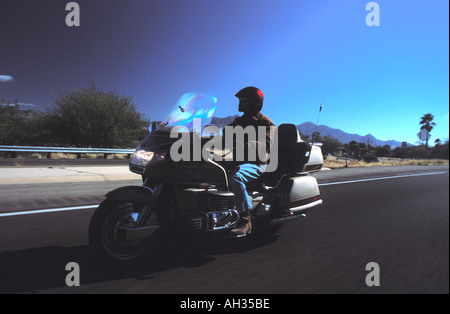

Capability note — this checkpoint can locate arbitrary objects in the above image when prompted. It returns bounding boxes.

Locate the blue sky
[0,0,448,145]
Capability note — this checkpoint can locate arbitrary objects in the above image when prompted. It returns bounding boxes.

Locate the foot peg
[229,212,252,237]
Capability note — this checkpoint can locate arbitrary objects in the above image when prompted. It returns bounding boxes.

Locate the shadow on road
[0,234,279,294]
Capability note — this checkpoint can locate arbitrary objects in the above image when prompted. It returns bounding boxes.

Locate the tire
[88,198,160,262]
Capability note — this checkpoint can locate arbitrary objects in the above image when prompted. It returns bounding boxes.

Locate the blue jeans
[229,164,266,213]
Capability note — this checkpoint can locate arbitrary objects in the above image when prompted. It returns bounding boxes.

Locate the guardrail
[0,145,135,159]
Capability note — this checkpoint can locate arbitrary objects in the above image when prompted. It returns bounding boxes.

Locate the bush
[0,101,26,145]
[363,155,379,163]
[45,84,149,148]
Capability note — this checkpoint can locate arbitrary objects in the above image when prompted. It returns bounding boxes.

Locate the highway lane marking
[0,205,98,218]
[318,171,448,187]
[0,171,448,218]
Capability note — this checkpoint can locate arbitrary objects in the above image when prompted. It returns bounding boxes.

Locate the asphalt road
[0,164,448,294]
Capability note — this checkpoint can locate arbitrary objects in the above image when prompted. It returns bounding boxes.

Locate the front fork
[136,180,165,227]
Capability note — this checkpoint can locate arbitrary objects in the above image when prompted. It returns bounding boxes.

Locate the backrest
[263,124,310,186]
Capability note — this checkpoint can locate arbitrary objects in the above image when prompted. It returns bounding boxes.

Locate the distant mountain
[17,109,45,121]
[211,116,404,148]
[1,103,45,121]
[297,122,403,148]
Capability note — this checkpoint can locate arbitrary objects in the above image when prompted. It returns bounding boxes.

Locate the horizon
[211,116,419,146]
[6,104,431,147]
[1,0,448,146]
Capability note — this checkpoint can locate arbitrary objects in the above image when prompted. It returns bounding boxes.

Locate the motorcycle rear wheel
[89,199,160,262]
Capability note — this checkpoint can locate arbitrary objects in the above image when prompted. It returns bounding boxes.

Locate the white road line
[0,205,98,218]
[318,171,448,187]
[0,171,448,218]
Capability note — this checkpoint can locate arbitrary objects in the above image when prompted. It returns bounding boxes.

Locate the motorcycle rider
[227,87,275,237]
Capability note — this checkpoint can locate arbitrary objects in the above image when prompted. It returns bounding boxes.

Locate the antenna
[311,69,332,145]
[311,104,323,144]
[269,74,288,119]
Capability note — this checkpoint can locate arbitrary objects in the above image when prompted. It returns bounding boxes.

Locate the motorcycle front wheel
[89,199,160,262]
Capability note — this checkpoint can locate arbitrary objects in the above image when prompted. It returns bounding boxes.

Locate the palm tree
[419,113,436,147]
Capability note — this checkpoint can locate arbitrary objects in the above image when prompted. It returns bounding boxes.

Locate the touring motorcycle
[89,93,324,261]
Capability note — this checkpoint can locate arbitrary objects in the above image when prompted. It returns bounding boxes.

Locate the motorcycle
[89,93,324,261]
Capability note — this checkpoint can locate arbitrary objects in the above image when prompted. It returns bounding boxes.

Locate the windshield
[137,92,218,152]
[161,92,217,131]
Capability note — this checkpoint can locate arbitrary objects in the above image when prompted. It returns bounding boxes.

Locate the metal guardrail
[0,145,135,159]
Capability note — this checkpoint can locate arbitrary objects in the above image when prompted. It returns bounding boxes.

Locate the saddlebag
[276,174,322,214]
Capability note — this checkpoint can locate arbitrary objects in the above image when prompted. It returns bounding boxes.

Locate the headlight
[130,150,165,167]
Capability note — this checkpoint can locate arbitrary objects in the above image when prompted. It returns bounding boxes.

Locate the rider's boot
[230,211,252,237]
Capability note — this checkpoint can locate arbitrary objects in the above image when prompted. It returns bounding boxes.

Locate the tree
[0,100,27,145]
[345,140,360,156]
[434,138,442,146]
[320,136,343,156]
[431,139,449,159]
[419,113,436,147]
[375,145,391,157]
[311,131,321,142]
[46,84,149,148]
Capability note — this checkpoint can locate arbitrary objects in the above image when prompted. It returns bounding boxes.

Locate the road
[0,163,448,294]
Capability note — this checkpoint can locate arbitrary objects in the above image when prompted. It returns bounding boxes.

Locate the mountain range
[1,103,45,121]
[5,107,404,148]
[211,116,404,148]
[295,122,403,148]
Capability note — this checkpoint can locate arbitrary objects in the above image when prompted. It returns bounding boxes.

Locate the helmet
[235,86,264,114]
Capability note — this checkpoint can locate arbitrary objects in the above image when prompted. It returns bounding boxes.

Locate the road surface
[0,163,448,294]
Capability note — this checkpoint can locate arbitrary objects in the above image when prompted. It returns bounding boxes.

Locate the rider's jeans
[229,163,266,213]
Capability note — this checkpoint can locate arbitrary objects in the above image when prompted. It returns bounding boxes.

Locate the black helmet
[235,86,264,114]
